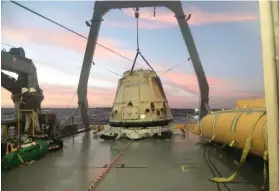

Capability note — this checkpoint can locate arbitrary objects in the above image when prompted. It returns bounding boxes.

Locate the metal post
[17,109,20,148]
[32,110,35,136]
[71,117,74,125]
[259,1,279,190]
[12,95,21,120]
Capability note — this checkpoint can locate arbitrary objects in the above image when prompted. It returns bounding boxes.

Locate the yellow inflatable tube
[189,107,267,157]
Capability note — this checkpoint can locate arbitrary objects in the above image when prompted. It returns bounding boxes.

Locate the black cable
[207,146,233,191]
[65,91,76,109]
[8,1,187,74]
[203,145,221,191]
[1,41,122,120]
[159,60,185,76]
[9,1,144,68]
[1,41,121,114]
[7,2,189,77]
[1,41,116,118]
[1,42,122,77]
[93,63,122,77]
[159,58,191,76]
[1,42,14,48]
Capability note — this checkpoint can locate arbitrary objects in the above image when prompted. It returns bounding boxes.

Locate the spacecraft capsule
[109,69,173,128]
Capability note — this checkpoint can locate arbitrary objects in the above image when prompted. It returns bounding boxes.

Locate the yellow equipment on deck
[189,98,268,157]
[236,98,265,108]
[187,98,269,184]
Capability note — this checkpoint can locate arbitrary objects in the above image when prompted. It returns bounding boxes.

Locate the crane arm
[1,71,22,94]
[77,1,210,126]
[1,49,39,89]
[1,48,44,117]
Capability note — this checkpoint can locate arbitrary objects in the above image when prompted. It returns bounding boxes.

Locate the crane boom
[1,49,39,89]
[77,1,210,127]
[1,48,44,118]
[1,71,21,94]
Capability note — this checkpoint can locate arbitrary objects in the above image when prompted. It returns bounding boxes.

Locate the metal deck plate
[2,131,261,191]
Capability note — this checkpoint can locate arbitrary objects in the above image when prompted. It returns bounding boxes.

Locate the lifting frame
[77,1,210,127]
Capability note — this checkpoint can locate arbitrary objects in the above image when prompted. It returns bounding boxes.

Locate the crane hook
[135,7,139,18]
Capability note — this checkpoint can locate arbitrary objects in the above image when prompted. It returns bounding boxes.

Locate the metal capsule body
[109,69,173,128]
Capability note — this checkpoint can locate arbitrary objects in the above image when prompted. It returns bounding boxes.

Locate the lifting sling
[130,8,155,74]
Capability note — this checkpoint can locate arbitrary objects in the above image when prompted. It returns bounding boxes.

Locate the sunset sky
[1,1,264,109]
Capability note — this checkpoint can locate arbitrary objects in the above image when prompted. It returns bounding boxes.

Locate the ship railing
[60,107,80,129]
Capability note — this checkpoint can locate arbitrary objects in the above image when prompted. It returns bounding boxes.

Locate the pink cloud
[106,18,167,30]
[2,71,264,109]
[1,26,135,60]
[0,48,262,109]
[162,70,229,94]
[89,75,119,85]
[165,90,264,109]
[2,85,116,108]
[116,6,258,29]
[161,70,264,106]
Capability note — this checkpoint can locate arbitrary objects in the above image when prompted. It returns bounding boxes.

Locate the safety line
[1,42,14,48]
[87,140,132,191]
[159,58,189,77]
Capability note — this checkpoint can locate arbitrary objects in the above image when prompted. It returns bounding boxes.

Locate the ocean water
[1,108,197,125]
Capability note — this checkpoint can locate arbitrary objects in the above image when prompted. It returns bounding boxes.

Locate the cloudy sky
[1,1,264,108]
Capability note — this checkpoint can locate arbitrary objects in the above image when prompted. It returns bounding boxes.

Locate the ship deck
[2,130,263,191]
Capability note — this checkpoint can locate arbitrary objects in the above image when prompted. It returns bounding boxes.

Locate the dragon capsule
[99,69,174,140]
[110,69,173,127]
